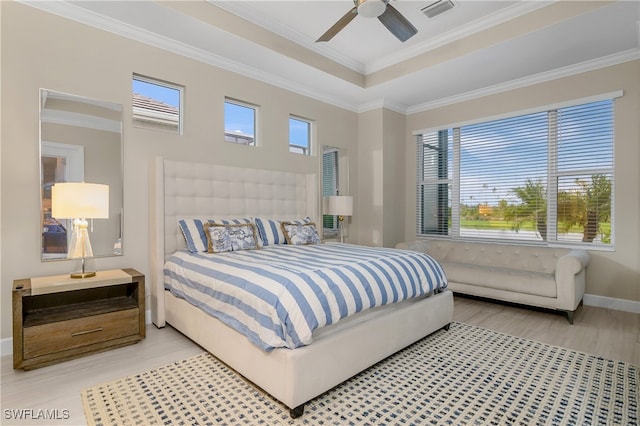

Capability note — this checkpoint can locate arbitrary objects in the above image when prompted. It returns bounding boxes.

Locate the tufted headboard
[149,157,318,326]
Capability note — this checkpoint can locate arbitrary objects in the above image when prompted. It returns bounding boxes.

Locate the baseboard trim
[583,293,640,314]
[1,339,11,359]
[2,297,638,357]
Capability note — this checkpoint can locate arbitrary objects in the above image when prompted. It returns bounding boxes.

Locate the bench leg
[564,310,575,324]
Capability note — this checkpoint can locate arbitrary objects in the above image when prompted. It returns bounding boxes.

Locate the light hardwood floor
[1,296,638,425]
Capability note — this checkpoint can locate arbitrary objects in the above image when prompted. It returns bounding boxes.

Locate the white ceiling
[28,0,640,113]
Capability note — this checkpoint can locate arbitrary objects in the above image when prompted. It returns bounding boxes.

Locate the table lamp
[51,182,109,278]
[325,195,353,243]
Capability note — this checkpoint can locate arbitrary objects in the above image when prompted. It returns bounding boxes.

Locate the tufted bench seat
[397,239,590,323]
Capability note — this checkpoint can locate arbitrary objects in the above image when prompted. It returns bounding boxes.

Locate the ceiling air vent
[421,0,455,18]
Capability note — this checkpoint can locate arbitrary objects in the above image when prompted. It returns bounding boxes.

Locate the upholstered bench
[397,239,590,323]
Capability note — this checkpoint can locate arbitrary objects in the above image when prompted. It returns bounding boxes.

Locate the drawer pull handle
[71,328,103,337]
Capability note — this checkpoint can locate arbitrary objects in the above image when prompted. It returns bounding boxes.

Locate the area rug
[81,322,638,425]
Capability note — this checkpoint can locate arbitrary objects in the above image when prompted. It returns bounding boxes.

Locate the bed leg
[290,404,304,418]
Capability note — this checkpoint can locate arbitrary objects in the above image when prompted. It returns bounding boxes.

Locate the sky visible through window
[133,79,309,149]
[289,117,310,150]
[454,100,613,206]
[224,101,254,137]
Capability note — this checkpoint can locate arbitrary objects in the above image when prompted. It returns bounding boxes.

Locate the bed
[149,157,454,417]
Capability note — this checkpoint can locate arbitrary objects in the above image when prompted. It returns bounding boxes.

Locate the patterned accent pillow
[204,224,232,253]
[178,218,254,253]
[255,217,312,246]
[281,222,322,245]
[205,223,260,253]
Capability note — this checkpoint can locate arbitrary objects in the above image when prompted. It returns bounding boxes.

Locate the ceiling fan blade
[378,3,417,42]
[316,6,358,42]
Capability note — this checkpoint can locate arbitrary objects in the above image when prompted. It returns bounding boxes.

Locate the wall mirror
[40,89,124,261]
[321,145,349,240]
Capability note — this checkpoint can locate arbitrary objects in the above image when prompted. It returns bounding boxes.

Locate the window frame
[132,74,183,135]
[289,115,313,155]
[322,148,340,236]
[414,91,620,250]
[224,98,259,147]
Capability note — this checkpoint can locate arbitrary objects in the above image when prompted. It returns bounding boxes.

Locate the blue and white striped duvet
[164,243,447,351]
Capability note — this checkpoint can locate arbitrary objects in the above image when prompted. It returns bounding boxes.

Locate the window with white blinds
[416,96,616,247]
[322,149,339,232]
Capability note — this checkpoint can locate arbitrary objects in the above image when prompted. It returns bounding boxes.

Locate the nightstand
[13,268,145,370]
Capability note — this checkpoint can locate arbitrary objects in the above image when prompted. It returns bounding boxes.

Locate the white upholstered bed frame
[149,157,454,417]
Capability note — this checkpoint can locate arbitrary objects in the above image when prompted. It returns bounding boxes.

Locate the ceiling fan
[316,0,417,43]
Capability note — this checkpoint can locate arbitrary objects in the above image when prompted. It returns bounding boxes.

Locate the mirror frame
[321,145,349,240]
[39,89,124,261]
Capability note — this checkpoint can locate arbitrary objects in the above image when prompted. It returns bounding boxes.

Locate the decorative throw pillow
[204,222,260,253]
[178,218,254,253]
[204,224,232,253]
[281,222,321,245]
[255,217,311,246]
[226,223,260,251]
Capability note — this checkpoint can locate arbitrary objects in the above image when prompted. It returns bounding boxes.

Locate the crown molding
[209,0,367,74]
[406,49,640,115]
[210,1,551,77]
[358,100,407,115]
[366,1,552,74]
[20,0,360,113]
[19,1,638,117]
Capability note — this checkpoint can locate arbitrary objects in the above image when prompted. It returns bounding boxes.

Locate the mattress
[164,243,448,351]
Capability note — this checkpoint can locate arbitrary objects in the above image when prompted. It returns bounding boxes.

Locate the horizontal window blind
[323,150,338,230]
[553,100,614,245]
[416,98,615,247]
[417,131,452,235]
[459,112,548,241]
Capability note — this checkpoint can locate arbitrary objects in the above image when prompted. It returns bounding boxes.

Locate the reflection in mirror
[321,145,349,240]
[40,89,124,261]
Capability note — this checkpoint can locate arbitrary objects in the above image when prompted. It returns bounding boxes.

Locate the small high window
[289,116,312,155]
[225,99,257,146]
[132,75,182,134]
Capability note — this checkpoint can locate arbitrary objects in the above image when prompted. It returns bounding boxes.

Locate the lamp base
[338,217,346,243]
[70,271,96,279]
[69,256,97,279]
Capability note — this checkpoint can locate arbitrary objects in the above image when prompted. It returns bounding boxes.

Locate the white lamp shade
[52,182,109,219]
[326,195,353,217]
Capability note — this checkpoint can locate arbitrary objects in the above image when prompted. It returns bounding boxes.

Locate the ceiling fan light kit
[357,0,387,18]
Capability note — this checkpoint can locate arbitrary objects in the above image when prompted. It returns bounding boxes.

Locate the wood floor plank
[1,296,637,425]
[452,295,639,364]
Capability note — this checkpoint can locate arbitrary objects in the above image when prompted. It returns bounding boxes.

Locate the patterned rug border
[82,322,639,425]
[446,322,639,367]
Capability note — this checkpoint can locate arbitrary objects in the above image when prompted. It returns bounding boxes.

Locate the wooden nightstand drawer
[23,308,139,359]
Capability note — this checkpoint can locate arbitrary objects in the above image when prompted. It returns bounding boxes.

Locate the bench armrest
[555,249,590,311]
